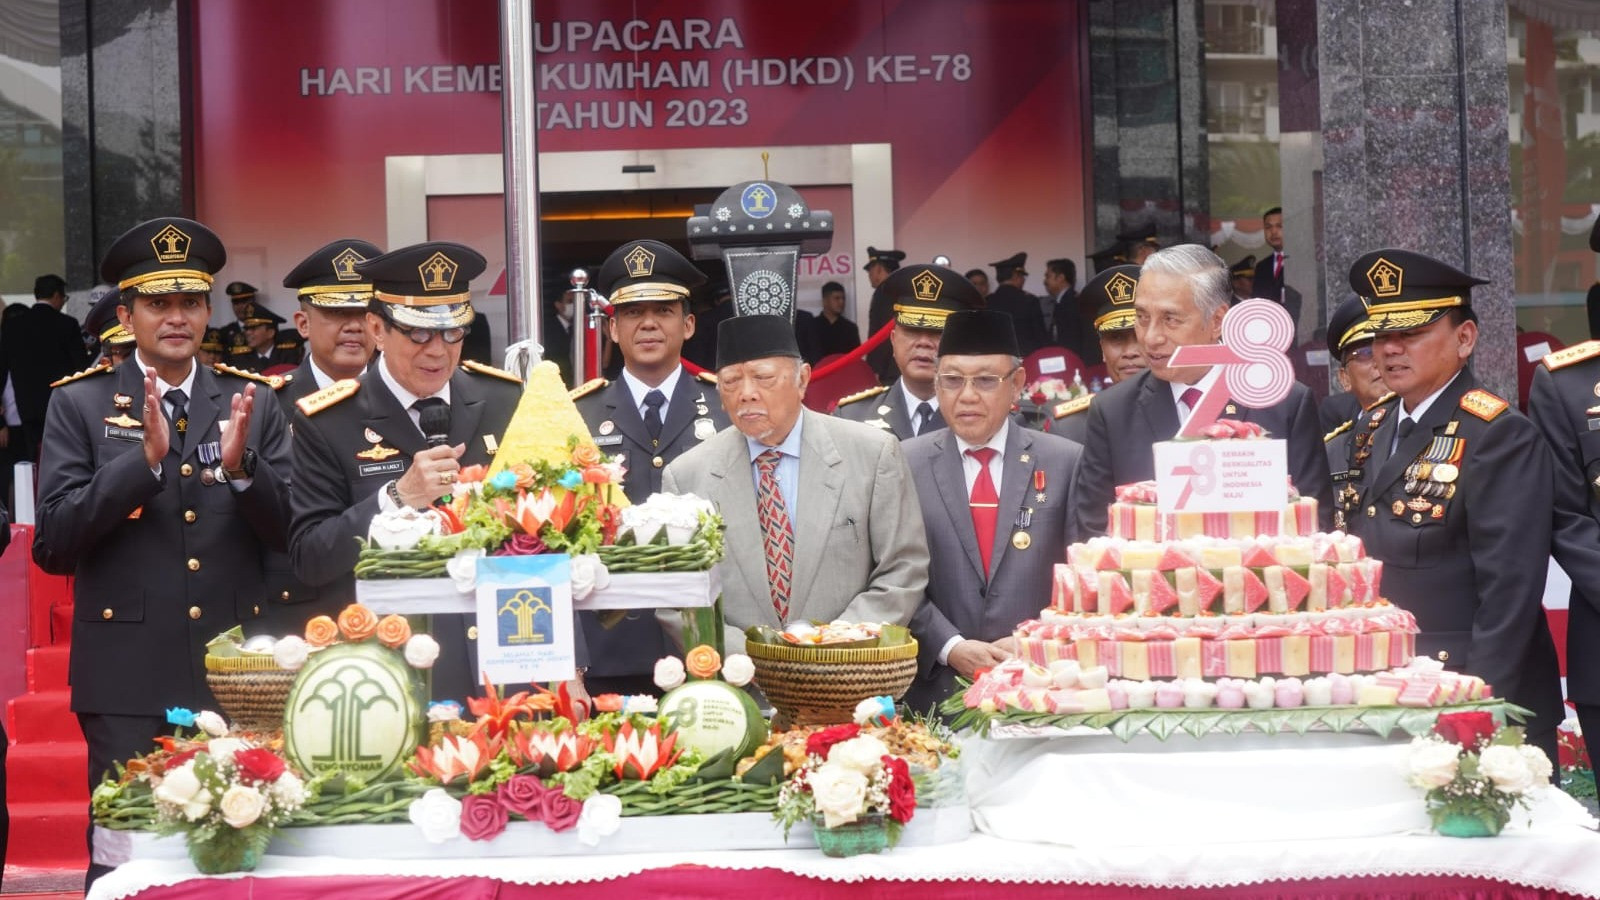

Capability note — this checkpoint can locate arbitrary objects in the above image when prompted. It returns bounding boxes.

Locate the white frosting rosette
[405,634,441,669]
[368,507,446,551]
[577,793,623,846]
[621,493,717,545]
[408,788,464,843]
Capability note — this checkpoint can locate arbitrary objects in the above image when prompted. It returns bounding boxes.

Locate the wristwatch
[222,449,257,482]
[386,479,406,509]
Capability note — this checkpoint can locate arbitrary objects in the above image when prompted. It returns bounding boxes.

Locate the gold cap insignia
[332,247,366,281]
[419,252,459,292]
[624,244,656,278]
[1366,257,1403,298]
[151,224,191,263]
[1105,272,1137,305]
[911,269,943,302]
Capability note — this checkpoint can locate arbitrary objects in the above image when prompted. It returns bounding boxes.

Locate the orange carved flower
[685,644,722,680]
[337,604,378,642]
[571,443,602,468]
[375,614,412,648]
[509,462,537,490]
[581,465,612,484]
[304,615,339,647]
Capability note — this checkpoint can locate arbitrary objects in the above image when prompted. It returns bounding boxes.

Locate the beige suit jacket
[661,408,929,654]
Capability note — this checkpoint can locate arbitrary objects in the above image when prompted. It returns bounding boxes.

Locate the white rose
[1407,738,1462,789]
[206,738,248,768]
[405,634,441,669]
[408,788,463,843]
[1519,744,1554,784]
[1479,744,1536,795]
[194,710,228,737]
[569,554,611,602]
[447,549,484,593]
[153,762,213,822]
[721,654,755,688]
[219,784,267,829]
[621,694,658,715]
[368,507,444,551]
[808,763,869,830]
[268,771,307,809]
[577,793,623,847]
[826,735,890,776]
[654,656,686,691]
[272,635,311,671]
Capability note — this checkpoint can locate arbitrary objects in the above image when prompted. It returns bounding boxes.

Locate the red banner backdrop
[189,0,1085,318]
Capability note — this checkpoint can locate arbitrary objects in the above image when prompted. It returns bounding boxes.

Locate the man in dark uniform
[32,217,292,887]
[288,242,583,703]
[986,252,1048,356]
[1070,244,1333,537]
[569,239,727,696]
[1526,264,1600,761]
[863,246,907,382]
[836,263,980,441]
[1117,223,1160,266]
[219,281,259,360]
[1338,248,1563,766]
[1320,296,1386,457]
[81,286,136,366]
[1046,264,1147,443]
[255,239,382,634]
[227,302,297,373]
[197,327,225,368]
[1230,256,1256,305]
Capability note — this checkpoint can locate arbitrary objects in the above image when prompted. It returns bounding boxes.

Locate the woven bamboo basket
[204,654,296,733]
[744,639,918,728]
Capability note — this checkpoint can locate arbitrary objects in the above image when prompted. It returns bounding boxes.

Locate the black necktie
[1392,417,1414,456]
[914,401,934,436]
[412,397,449,445]
[165,388,188,435]
[643,389,666,445]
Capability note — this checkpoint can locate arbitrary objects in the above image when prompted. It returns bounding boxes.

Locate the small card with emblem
[474,555,576,684]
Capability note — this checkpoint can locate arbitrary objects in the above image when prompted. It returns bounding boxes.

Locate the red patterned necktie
[967,447,999,576]
[755,449,794,621]
[1273,252,1283,278]
[1180,387,1202,415]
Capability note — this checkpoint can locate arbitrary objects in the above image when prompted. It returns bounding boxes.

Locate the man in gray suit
[662,315,928,654]
[835,263,983,440]
[1070,244,1333,537]
[902,309,1082,712]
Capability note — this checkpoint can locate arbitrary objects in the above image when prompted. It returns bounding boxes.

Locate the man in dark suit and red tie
[1251,206,1301,325]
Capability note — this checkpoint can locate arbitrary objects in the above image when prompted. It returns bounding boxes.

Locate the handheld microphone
[418,402,451,449]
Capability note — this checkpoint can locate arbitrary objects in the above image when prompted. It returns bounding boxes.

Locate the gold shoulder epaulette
[213,362,286,390]
[1324,419,1353,443]
[568,378,608,401]
[836,385,889,406]
[275,340,299,349]
[49,360,112,388]
[1053,395,1093,419]
[295,378,360,417]
[695,370,718,385]
[461,359,522,384]
[1363,391,1396,411]
[1460,388,1508,422]
[1543,340,1600,371]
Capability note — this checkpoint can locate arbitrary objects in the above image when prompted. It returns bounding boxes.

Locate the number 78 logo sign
[1169,299,1296,437]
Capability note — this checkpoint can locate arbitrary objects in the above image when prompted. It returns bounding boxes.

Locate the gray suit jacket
[901,422,1081,712]
[661,408,929,654]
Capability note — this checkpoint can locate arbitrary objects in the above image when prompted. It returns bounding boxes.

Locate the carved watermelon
[658,679,768,763]
[283,642,424,781]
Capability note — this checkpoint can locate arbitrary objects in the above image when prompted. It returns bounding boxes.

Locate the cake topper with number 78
[1167,298,1297,435]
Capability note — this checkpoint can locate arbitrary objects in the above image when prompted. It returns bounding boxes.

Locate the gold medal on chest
[1012,531,1031,550]
[113,394,133,410]
[694,418,715,440]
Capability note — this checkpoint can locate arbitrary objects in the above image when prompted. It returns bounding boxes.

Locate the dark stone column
[1318,0,1516,400]
[60,0,188,287]
[1087,0,1210,250]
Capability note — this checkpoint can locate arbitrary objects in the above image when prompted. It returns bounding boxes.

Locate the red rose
[1433,711,1497,750]
[805,723,861,760]
[460,793,509,841]
[882,755,916,825]
[493,532,549,556]
[540,789,583,832]
[498,774,548,819]
[233,747,287,785]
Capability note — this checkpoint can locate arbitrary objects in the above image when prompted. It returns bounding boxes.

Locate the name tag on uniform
[105,425,143,442]
[595,434,624,447]
[358,460,407,478]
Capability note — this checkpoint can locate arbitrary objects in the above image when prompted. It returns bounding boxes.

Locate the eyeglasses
[935,369,1017,393]
[391,322,470,345]
[1342,345,1374,364]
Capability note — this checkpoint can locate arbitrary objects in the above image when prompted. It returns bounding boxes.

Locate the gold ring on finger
[439,471,456,486]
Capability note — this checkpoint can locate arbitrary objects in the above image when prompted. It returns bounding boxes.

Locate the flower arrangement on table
[1405,710,1554,836]
[90,710,312,874]
[773,703,921,857]
[1558,718,1595,812]
[1023,374,1087,407]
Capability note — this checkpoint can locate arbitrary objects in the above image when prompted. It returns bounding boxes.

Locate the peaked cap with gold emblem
[880,263,984,330]
[1327,295,1375,356]
[596,239,706,307]
[1348,248,1487,332]
[84,285,134,347]
[283,239,385,309]
[100,217,227,296]
[1083,263,1141,333]
[357,241,486,330]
